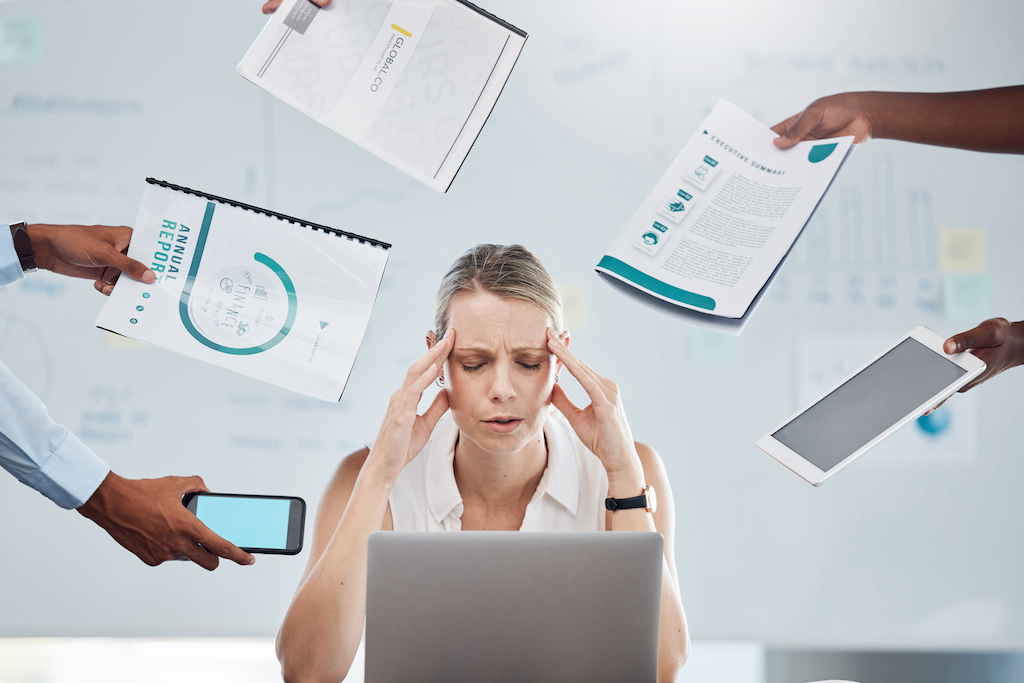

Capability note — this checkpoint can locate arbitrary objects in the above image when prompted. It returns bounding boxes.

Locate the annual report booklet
[596,100,854,335]
[96,179,390,402]
[238,0,527,193]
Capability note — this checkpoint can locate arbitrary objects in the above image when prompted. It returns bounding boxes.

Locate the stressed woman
[276,245,689,683]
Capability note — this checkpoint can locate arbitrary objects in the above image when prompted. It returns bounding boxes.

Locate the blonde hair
[435,244,565,339]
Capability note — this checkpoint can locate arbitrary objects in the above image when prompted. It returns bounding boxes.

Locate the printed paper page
[96,182,390,402]
[238,0,526,192]
[598,100,853,319]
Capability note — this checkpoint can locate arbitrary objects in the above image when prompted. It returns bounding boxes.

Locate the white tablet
[756,326,986,486]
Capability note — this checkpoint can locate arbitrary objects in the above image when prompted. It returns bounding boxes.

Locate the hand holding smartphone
[182,492,306,554]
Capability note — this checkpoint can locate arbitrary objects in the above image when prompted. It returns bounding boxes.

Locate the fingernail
[443,328,453,339]
[248,556,256,565]
[143,270,156,283]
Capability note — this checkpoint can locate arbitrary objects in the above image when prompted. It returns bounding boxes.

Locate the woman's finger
[401,362,440,411]
[404,329,454,385]
[420,387,450,433]
[546,329,610,404]
[549,383,582,422]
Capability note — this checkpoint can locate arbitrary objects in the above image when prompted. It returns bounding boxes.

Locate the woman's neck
[453,430,548,512]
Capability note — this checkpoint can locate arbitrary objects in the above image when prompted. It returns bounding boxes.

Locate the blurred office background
[1,0,1022,680]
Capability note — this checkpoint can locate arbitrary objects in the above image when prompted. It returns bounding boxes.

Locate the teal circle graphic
[130,318,138,324]
[142,292,150,299]
[808,143,838,163]
[916,407,951,436]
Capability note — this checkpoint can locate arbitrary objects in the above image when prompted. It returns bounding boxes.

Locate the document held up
[597,100,854,334]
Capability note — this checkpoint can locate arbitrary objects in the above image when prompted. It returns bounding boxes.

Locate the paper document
[238,0,527,193]
[96,179,390,402]
[597,100,854,334]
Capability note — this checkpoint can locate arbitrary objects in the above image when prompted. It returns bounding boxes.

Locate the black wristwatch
[9,222,36,274]
[605,485,657,514]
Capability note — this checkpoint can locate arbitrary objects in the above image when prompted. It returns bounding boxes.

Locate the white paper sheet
[238,0,527,192]
[597,100,854,331]
[96,181,390,402]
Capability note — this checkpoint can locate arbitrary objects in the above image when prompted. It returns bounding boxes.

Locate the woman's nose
[489,363,516,402]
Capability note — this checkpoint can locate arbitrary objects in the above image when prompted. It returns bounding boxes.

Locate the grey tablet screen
[773,338,967,472]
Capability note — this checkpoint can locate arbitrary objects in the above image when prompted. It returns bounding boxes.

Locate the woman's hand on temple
[546,329,644,489]
[365,329,454,483]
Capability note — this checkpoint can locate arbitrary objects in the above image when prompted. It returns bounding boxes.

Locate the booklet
[596,100,854,335]
[96,179,390,402]
[238,0,527,193]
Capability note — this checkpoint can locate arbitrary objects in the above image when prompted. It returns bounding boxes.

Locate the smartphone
[182,492,306,554]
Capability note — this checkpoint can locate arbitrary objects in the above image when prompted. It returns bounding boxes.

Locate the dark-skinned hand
[25,223,154,295]
[77,472,255,570]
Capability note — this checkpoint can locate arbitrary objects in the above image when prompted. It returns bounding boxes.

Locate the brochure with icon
[237,0,527,193]
[96,179,390,402]
[596,100,854,335]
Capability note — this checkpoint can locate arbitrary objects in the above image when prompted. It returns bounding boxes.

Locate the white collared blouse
[388,410,609,531]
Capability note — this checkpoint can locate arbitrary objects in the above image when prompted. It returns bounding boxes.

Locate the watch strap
[605,492,648,511]
[9,222,36,274]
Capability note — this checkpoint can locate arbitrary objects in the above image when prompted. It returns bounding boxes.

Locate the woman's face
[437,291,564,456]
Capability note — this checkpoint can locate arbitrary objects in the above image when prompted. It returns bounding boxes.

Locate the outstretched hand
[262,0,330,14]
[366,329,454,483]
[772,92,873,149]
[945,318,1024,392]
[545,329,643,486]
[25,224,155,295]
[925,318,1024,414]
[77,472,255,570]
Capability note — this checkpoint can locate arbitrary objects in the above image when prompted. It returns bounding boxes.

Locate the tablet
[756,326,986,486]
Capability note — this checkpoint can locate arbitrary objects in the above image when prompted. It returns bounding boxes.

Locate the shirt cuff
[0,223,26,288]
[23,431,111,509]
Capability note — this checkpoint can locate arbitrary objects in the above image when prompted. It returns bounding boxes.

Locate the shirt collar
[425,412,581,526]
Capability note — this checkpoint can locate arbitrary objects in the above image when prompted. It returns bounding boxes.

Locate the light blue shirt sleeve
[0,222,27,288]
[0,358,110,509]
[1,224,110,507]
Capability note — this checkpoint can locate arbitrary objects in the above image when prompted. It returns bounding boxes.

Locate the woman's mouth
[483,417,523,433]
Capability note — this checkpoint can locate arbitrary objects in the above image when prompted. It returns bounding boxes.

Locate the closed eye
[461,364,484,372]
[519,362,541,370]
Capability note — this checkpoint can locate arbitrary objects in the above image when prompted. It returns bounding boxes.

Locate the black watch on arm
[605,485,657,514]
[9,222,37,274]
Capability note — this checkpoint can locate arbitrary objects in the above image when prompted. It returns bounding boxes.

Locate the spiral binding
[145,178,391,250]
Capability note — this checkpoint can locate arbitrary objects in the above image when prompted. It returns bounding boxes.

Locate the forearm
[607,471,689,679]
[276,467,393,683]
[859,87,1024,153]
[656,556,689,681]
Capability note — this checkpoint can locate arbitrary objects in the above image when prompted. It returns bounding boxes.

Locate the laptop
[365,531,664,683]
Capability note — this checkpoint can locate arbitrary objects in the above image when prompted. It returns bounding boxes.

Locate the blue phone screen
[195,496,290,549]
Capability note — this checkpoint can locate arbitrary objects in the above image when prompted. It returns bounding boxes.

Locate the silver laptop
[366,531,663,683]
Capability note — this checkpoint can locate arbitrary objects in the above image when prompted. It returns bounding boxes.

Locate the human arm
[276,330,453,683]
[771,86,1024,153]
[24,223,155,295]
[945,318,1024,392]
[261,0,330,15]
[0,358,252,568]
[546,330,689,680]
[77,472,255,569]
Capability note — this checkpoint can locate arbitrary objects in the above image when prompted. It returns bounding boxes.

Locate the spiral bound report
[97,179,390,402]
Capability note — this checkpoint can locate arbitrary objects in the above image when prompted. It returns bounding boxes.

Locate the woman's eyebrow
[452,346,494,354]
[452,345,547,354]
